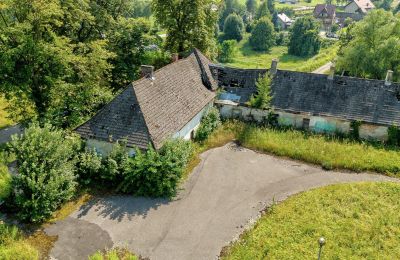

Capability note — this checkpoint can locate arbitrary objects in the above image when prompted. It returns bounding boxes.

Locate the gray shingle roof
[271,70,400,126]
[75,50,216,149]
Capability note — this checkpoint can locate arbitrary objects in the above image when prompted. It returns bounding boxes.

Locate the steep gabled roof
[76,50,216,150]
[346,0,375,13]
[313,4,336,18]
[277,13,292,23]
[271,70,400,126]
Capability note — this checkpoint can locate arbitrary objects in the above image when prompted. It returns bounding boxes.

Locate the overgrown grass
[89,248,138,260]
[0,165,11,201]
[238,125,400,174]
[221,182,400,259]
[0,222,39,260]
[222,34,338,71]
[0,96,14,130]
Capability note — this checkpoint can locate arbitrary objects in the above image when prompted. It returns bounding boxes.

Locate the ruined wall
[216,103,388,141]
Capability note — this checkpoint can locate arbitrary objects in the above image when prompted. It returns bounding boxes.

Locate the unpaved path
[46,143,398,260]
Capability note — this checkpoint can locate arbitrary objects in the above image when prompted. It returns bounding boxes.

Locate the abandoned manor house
[76,49,400,152]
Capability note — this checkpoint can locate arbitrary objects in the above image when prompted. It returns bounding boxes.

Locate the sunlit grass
[222,34,338,72]
[89,247,138,260]
[221,182,400,259]
[238,125,400,174]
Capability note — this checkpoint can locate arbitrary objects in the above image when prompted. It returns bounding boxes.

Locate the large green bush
[8,124,78,223]
[76,142,129,186]
[218,40,237,63]
[288,16,321,57]
[223,13,245,41]
[0,165,11,201]
[119,139,193,198]
[195,107,222,142]
[249,18,275,51]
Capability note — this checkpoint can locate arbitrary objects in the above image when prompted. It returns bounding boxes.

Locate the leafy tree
[219,0,245,29]
[249,17,276,51]
[0,0,113,127]
[337,10,400,81]
[152,0,219,57]
[256,1,271,19]
[223,13,245,41]
[377,0,393,11]
[288,16,321,57]
[249,75,272,109]
[246,0,259,15]
[267,0,275,15]
[132,0,152,18]
[8,124,79,222]
[218,40,238,62]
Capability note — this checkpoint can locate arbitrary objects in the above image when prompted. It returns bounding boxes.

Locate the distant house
[336,12,365,27]
[313,4,336,32]
[75,49,217,154]
[344,0,375,14]
[277,13,293,29]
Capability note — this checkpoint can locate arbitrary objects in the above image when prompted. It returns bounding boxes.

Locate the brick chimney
[141,65,154,79]
[171,53,179,62]
[385,70,393,86]
[328,63,336,80]
[270,59,279,75]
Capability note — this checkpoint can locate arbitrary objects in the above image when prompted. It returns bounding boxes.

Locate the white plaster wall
[359,125,388,141]
[345,2,359,13]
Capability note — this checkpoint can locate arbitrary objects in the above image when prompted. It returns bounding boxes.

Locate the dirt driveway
[46,143,397,260]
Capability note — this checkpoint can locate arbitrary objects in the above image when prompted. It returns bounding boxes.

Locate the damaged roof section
[271,70,400,126]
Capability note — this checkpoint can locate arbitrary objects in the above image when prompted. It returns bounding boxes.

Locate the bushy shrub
[195,107,222,142]
[249,75,272,109]
[223,13,245,41]
[8,124,78,223]
[218,40,237,63]
[249,17,276,51]
[387,125,400,146]
[276,31,288,46]
[76,142,129,186]
[120,139,193,198]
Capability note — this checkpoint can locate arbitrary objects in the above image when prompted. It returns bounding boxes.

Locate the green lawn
[238,125,400,175]
[0,97,14,129]
[221,182,400,259]
[222,34,338,72]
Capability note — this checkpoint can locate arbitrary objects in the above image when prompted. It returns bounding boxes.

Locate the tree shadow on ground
[76,195,170,222]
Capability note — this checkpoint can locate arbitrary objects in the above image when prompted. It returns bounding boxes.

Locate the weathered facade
[344,0,375,14]
[75,49,217,153]
[216,62,400,141]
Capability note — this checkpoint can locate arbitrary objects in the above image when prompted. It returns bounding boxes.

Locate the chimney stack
[270,58,279,75]
[171,53,179,62]
[385,70,393,86]
[141,65,154,79]
[328,63,336,80]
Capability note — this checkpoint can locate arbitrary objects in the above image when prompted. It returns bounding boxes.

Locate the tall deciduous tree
[223,13,245,41]
[249,17,275,51]
[288,16,321,57]
[246,0,259,15]
[337,10,400,81]
[152,0,220,57]
[0,0,114,127]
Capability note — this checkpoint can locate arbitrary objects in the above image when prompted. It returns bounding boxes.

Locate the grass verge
[221,182,400,259]
[238,124,400,174]
[0,96,14,130]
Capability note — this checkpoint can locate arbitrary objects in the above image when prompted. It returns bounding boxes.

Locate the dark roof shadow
[76,195,170,222]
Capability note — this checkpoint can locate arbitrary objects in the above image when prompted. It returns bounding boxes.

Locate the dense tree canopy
[246,0,259,15]
[288,16,321,57]
[337,10,400,81]
[0,0,163,128]
[152,0,219,57]
[219,0,245,29]
[249,17,275,51]
[223,13,245,41]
